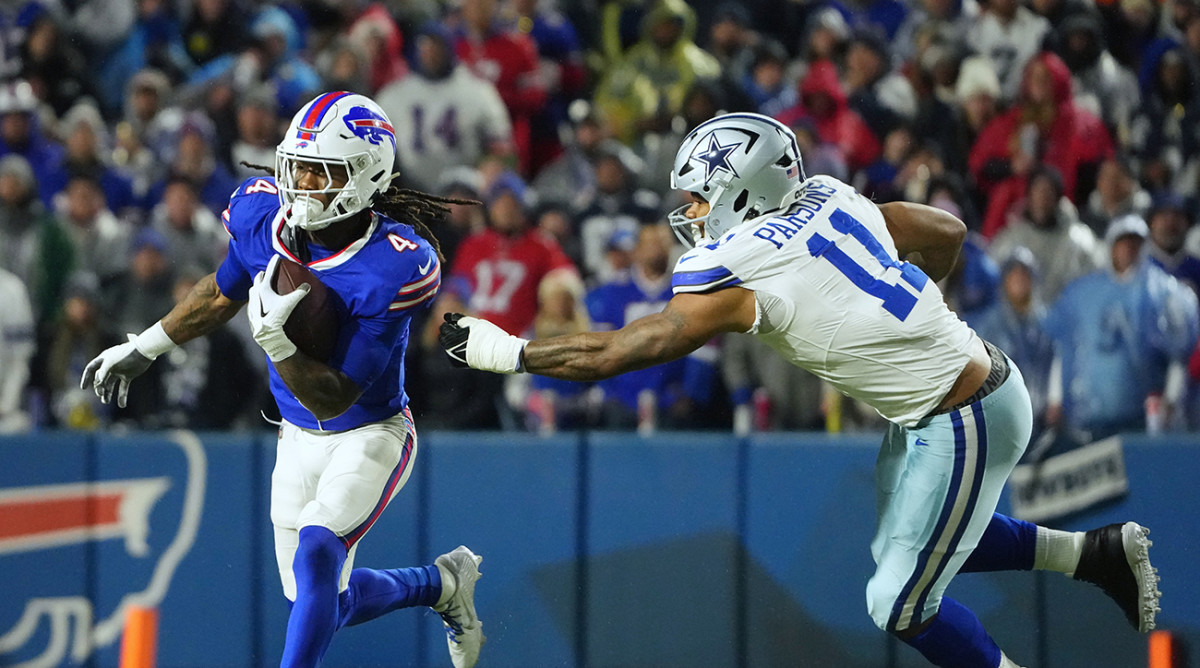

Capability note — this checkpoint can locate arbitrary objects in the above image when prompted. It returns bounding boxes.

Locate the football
[272,258,340,362]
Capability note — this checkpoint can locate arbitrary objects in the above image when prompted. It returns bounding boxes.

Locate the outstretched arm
[81,272,245,406]
[879,202,967,282]
[443,288,758,381]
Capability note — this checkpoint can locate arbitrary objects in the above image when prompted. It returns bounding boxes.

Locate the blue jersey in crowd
[1045,261,1199,433]
[214,176,440,431]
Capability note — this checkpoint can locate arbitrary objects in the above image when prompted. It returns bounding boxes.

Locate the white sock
[1034,527,1085,576]
[433,562,457,609]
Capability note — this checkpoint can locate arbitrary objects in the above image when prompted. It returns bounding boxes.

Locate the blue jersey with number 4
[215,177,441,431]
[671,175,977,426]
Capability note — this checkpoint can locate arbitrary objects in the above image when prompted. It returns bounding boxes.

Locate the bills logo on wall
[0,432,206,668]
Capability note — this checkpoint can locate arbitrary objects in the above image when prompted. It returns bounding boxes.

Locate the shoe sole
[1121,522,1162,633]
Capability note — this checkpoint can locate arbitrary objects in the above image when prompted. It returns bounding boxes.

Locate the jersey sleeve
[671,249,743,294]
[388,245,441,314]
[213,177,280,300]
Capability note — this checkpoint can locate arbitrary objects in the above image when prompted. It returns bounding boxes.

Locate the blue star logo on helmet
[343,106,395,148]
[692,133,740,183]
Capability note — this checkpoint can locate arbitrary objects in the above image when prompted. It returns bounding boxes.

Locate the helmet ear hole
[733,189,749,213]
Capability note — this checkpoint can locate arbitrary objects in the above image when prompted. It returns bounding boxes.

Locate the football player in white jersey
[440,113,1161,668]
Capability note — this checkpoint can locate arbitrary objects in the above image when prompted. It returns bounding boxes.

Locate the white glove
[248,255,310,362]
[80,334,156,407]
[439,313,528,374]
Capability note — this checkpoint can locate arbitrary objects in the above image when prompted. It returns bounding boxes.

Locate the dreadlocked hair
[239,161,478,266]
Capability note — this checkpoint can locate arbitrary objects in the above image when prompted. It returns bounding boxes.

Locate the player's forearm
[522,312,690,381]
[160,273,246,344]
[880,202,966,282]
[273,354,363,421]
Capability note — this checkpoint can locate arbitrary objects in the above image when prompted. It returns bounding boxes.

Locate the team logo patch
[343,106,395,148]
[691,133,740,183]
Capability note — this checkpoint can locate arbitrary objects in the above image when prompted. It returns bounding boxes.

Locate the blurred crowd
[3,0,1200,445]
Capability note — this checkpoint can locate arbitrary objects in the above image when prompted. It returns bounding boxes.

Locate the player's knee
[293,525,346,580]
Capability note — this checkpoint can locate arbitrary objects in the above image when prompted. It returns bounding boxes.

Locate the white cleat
[1073,522,1162,633]
[434,546,485,668]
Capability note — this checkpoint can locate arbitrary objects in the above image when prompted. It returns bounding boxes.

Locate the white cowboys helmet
[668,113,805,247]
[276,91,397,231]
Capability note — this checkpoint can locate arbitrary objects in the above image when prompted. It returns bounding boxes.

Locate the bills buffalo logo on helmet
[342,106,395,149]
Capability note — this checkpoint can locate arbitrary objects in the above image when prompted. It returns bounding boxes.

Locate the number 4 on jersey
[807,208,929,321]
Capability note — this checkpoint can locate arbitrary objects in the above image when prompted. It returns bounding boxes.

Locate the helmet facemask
[277,149,382,231]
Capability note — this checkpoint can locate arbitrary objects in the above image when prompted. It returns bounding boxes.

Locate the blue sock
[959,513,1037,573]
[281,526,347,668]
[337,565,443,628]
[903,597,1002,668]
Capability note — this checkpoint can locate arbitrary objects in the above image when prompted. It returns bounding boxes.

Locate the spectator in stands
[1129,43,1200,184]
[453,0,547,176]
[18,7,97,118]
[637,80,727,195]
[843,28,917,140]
[0,79,66,207]
[0,266,34,432]
[1053,10,1139,140]
[706,3,758,88]
[314,38,369,94]
[46,102,137,218]
[96,0,193,113]
[433,166,487,266]
[893,0,974,64]
[741,39,796,118]
[534,200,584,272]
[951,55,1003,186]
[971,52,1114,237]
[989,166,1102,305]
[45,272,115,429]
[0,155,73,329]
[576,141,660,284]
[108,228,177,342]
[856,124,915,202]
[1046,215,1200,437]
[974,247,1056,431]
[445,171,578,338]
[513,0,588,174]
[345,4,408,94]
[148,177,226,271]
[610,0,721,134]
[790,118,849,181]
[229,84,280,179]
[799,7,850,65]
[147,110,239,216]
[966,0,1051,102]
[825,0,910,40]
[585,224,717,429]
[123,68,173,147]
[123,267,265,430]
[1082,156,1152,236]
[376,22,513,193]
[58,174,130,288]
[181,0,250,67]
[778,60,881,172]
[1146,193,1200,292]
[533,101,606,212]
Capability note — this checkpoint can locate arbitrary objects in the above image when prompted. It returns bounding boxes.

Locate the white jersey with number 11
[671,175,979,427]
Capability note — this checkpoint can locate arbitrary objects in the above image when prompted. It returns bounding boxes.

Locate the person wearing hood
[1045,214,1200,437]
[777,59,881,171]
[1129,41,1200,180]
[970,51,1114,237]
[376,22,513,194]
[345,4,408,93]
[988,165,1102,305]
[610,0,721,130]
[0,154,74,329]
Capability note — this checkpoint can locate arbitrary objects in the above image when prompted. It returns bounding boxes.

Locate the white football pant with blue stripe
[867,361,1032,632]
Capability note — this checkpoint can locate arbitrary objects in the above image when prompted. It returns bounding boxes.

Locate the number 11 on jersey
[806,208,929,321]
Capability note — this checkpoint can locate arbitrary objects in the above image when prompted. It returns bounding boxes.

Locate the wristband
[133,321,177,359]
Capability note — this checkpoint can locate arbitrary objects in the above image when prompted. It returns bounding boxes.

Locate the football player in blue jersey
[441,113,1161,668]
[82,92,485,668]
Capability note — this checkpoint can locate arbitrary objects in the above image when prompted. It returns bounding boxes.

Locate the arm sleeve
[215,239,254,301]
[671,260,743,294]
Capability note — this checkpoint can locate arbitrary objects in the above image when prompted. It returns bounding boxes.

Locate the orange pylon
[119,605,159,668]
